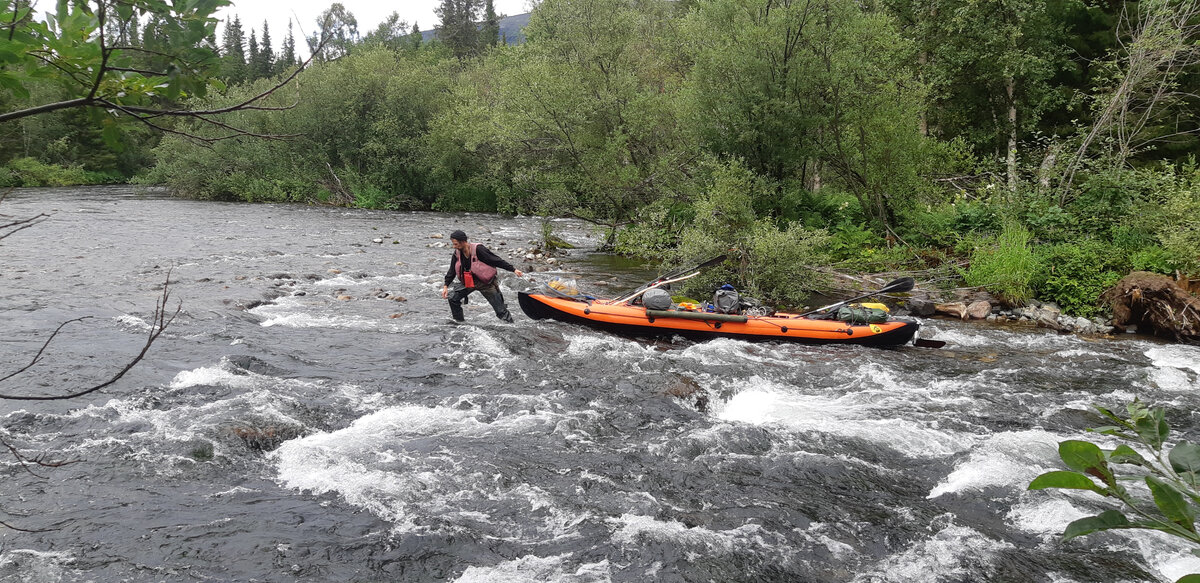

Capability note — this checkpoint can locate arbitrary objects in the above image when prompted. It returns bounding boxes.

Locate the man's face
[451,238,468,252]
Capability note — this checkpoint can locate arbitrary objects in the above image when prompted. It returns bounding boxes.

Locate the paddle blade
[881,277,915,294]
[914,338,946,348]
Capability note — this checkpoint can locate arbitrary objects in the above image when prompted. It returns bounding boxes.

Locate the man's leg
[479,284,513,322]
[447,286,470,321]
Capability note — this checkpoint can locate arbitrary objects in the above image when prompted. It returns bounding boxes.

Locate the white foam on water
[169,365,262,390]
[1146,345,1200,392]
[564,332,653,361]
[850,525,1014,582]
[924,325,1086,351]
[271,404,591,538]
[248,296,379,329]
[1146,345,1200,374]
[0,549,80,582]
[439,327,516,370]
[453,554,611,583]
[714,379,970,458]
[1005,498,1092,536]
[113,313,151,331]
[927,430,1061,498]
[609,513,778,558]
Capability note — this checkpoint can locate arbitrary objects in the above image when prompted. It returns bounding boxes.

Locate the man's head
[450,230,469,251]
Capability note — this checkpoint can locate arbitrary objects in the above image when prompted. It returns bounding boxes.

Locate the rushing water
[2,186,1199,582]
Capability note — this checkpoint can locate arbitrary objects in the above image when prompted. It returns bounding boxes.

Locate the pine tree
[221,16,247,86]
[436,0,481,60]
[483,0,500,48]
[247,31,260,81]
[409,22,423,50]
[255,22,275,79]
[278,22,298,74]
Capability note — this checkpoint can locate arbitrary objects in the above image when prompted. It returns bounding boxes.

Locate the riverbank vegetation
[4,0,1199,314]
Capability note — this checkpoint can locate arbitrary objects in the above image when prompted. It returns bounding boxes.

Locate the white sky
[217,0,533,51]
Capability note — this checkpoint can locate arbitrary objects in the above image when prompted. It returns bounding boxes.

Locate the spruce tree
[255,22,275,79]
[483,0,500,48]
[409,22,422,50]
[435,0,481,59]
[247,31,260,81]
[278,22,297,74]
[221,16,247,85]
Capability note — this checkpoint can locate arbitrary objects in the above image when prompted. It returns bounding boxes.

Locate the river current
[2,186,1199,582]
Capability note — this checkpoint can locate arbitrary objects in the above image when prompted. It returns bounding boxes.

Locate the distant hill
[421,12,531,45]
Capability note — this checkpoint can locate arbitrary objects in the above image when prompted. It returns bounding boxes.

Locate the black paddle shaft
[798,277,915,317]
[626,255,727,296]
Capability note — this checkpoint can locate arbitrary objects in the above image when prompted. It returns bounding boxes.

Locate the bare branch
[0,317,90,384]
[0,270,181,401]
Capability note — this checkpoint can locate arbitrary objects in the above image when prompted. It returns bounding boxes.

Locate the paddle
[797,277,915,318]
[610,255,727,305]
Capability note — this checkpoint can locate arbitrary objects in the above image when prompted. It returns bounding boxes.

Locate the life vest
[455,243,497,288]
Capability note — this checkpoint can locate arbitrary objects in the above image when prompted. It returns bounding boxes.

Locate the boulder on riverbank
[1100,272,1200,343]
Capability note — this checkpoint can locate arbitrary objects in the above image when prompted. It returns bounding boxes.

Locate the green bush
[963,221,1038,305]
[1034,239,1124,317]
[671,159,830,307]
[0,157,120,187]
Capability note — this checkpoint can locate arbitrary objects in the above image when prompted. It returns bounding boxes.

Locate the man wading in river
[441,230,524,323]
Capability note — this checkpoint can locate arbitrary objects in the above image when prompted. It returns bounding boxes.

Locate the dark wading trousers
[448,282,514,323]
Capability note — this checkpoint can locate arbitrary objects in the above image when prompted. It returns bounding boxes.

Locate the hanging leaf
[1108,444,1149,466]
[1147,476,1197,533]
[1029,470,1105,494]
[1171,442,1200,475]
[1059,440,1113,485]
[1063,510,1131,540]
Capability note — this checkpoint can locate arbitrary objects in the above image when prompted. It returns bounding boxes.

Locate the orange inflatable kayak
[517,289,920,347]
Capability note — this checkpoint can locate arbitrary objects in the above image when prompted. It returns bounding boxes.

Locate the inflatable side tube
[645,309,748,323]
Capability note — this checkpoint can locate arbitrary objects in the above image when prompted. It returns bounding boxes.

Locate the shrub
[962,221,1038,305]
[1034,239,1124,317]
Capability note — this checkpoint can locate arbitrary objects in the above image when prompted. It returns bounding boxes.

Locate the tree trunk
[1006,77,1018,196]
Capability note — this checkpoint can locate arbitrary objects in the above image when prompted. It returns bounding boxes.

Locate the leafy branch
[1029,400,1200,583]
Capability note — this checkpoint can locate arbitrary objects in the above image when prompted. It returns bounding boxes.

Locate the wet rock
[966,300,992,320]
[336,295,352,301]
[907,298,937,317]
[389,313,404,319]
[430,233,444,239]
[935,302,968,319]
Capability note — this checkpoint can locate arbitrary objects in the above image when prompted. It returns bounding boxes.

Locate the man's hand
[515,269,524,278]
[441,285,448,299]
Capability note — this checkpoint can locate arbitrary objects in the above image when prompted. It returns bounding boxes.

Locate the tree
[409,22,423,51]
[684,0,933,230]
[0,1,320,143]
[432,0,691,243]
[254,22,275,79]
[483,0,501,48]
[436,0,482,59]
[308,3,359,61]
[362,12,412,50]
[278,22,298,74]
[1060,0,1200,201]
[221,15,248,85]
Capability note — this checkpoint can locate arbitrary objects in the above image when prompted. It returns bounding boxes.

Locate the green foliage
[1030,401,1200,583]
[670,159,830,307]
[1147,166,1200,274]
[1034,239,1124,317]
[963,221,1038,305]
[0,157,120,187]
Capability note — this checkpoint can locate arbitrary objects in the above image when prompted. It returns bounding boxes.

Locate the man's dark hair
[450,230,468,242]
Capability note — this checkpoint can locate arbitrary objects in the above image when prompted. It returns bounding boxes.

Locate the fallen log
[1100,272,1200,343]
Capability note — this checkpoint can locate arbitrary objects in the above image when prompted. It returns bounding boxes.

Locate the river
[1,186,1199,582]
